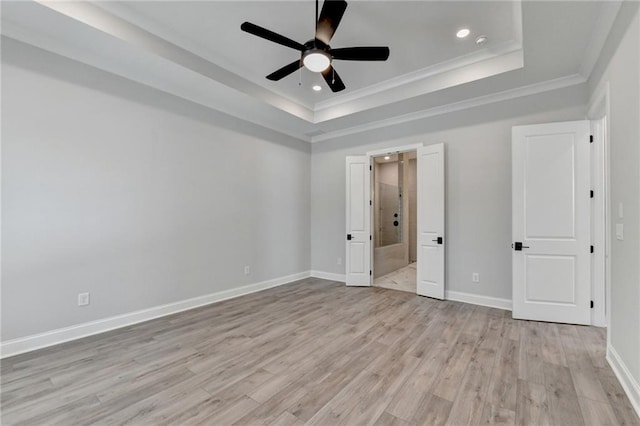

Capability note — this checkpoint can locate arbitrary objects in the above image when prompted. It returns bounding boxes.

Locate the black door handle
[513,242,529,251]
[432,237,443,244]
[347,234,352,241]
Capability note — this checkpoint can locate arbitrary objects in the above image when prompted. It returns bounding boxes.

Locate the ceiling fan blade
[315,0,348,45]
[331,46,390,61]
[321,65,346,92]
[241,22,305,51]
[266,60,303,81]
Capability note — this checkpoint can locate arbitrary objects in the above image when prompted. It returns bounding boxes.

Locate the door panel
[345,156,371,286]
[512,121,590,324]
[416,144,445,299]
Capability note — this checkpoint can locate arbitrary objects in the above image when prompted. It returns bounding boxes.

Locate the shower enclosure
[373,152,416,278]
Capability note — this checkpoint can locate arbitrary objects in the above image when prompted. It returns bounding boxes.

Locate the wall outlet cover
[77,292,90,306]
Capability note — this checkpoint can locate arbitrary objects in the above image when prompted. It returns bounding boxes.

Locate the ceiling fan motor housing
[302,40,332,72]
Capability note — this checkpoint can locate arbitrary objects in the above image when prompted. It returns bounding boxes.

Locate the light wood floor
[2,278,638,425]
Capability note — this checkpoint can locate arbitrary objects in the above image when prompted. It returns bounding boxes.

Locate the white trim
[310,270,346,283]
[0,271,311,359]
[32,1,315,122]
[311,74,586,143]
[366,143,424,157]
[314,40,523,114]
[607,344,640,419]
[588,81,611,330]
[311,272,512,311]
[445,290,512,311]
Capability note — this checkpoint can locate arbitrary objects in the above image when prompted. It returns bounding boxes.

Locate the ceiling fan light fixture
[312,84,322,91]
[303,50,331,72]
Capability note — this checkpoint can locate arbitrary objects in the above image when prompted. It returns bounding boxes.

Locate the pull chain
[299,67,302,86]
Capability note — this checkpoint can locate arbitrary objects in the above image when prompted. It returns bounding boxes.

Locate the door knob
[432,237,443,244]
[513,242,529,251]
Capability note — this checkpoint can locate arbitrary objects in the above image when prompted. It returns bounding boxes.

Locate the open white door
[345,156,371,286]
[416,144,445,299]
[512,121,591,324]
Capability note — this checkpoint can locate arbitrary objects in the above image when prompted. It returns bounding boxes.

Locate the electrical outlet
[337,257,342,265]
[244,265,251,275]
[472,273,480,283]
[78,292,90,306]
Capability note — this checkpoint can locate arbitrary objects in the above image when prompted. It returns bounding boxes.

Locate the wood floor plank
[596,366,640,425]
[486,337,519,412]
[1,279,637,425]
[515,379,550,426]
[411,393,453,426]
[543,362,585,426]
[480,403,516,425]
[578,397,619,426]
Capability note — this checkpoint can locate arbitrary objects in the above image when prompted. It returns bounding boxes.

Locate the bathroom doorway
[372,151,417,293]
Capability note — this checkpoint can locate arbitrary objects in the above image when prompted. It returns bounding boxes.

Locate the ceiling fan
[241,0,390,93]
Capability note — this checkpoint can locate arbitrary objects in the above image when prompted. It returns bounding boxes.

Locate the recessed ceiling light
[384,156,390,160]
[312,85,322,92]
[476,35,488,45]
[456,28,470,39]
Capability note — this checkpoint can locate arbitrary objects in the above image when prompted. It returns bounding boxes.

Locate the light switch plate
[616,223,624,241]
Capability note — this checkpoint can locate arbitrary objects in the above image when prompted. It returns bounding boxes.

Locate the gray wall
[589,2,640,385]
[311,85,587,300]
[1,39,311,341]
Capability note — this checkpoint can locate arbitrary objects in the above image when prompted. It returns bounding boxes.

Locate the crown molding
[314,40,522,113]
[33,0,315,123]
[313,0,524,117]
[311,74,587,143]
[313,46,523,123]
[27,0,524,126]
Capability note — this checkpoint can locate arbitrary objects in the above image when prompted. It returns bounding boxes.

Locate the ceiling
[1,1,621,143]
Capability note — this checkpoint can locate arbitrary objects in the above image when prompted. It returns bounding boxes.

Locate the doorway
[511,118,608,326]
[372,152,417,294]
[345,143,445,300]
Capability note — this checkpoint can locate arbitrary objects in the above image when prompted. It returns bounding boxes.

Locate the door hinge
[590,190,594,198]
[370,200,372,206]
[370,235,372,240]
[591,300,594,309]
[370,165,372,171]
[590,245,594,254]
[590,135,594,143]
[370,270,372,276]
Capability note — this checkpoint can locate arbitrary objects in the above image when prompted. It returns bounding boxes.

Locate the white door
[416,144,445,299]
[512,121,591,324]
[345,156,371,286]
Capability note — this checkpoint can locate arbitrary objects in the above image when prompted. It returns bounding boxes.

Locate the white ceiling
[99,1,520,105]
[1,1,621,143]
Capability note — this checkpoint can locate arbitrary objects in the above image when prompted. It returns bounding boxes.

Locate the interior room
[2,0,639,424]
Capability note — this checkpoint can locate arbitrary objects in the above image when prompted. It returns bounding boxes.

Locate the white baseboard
[310,270,346,282]
[310,271,512,311]
[607,344,640,419]
[0,271,311,359]
[446,290,512,311]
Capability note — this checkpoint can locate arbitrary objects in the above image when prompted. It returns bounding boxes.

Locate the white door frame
[587,81,610,328]
[365,143,424,291]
